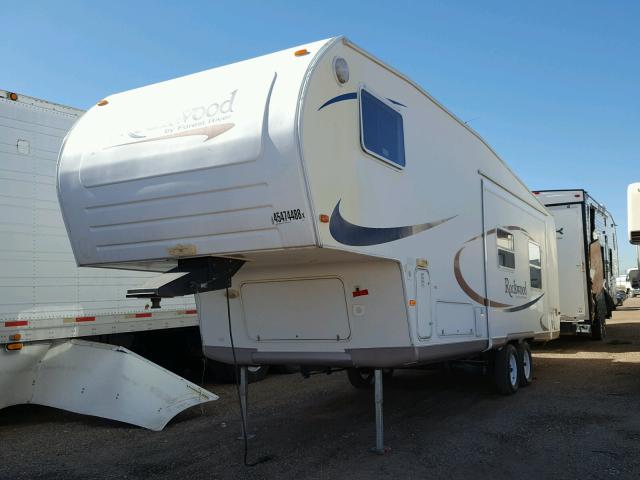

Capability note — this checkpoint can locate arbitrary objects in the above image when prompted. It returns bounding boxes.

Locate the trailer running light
[409,300,416,306]
[319,214,330,223]
[75,316,96,322]
[135,313,152,318]
[352,288,369,297]
[185,309,197,315]
[4,320,27,327]
[97,99,108,106]
[8,92,18,101]
[532,191,539,195]
[294,49,310,57]
[6,343,23,351]
[9,334,21,341]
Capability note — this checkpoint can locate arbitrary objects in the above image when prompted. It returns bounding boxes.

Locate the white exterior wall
[299,40,559,346]
[54,37,560,367]
[56,41,331,269]
[198,38,559,366]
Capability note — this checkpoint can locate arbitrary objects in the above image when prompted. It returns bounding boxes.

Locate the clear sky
[3,0,639,269]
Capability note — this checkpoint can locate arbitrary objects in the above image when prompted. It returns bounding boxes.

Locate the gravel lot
[2,298,640,480]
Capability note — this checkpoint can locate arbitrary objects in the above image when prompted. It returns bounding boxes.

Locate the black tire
[246,365,269,383]
[592,295,607,341]
[382,368,395,381]
[209,361,269,383]
[272,365,300,374]
[346,368,394,389]
[493,344,520,395]
[347,368,374,388]
[591,318,606,340]
[516,341,533,387]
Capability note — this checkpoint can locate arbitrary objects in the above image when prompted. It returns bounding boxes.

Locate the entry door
[416,267,432,338]
[549,204,588,319]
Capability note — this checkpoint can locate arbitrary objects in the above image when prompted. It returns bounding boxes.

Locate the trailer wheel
[592,295,608,341]
[493,344,520,395]
[347,368,394,389]
[591,318,606,341]
[208,361,269,383]
[246,365,269,383]
[516,341,533,387]
[347,368,374,388]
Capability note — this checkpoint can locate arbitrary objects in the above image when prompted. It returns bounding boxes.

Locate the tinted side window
[360,89,405,168]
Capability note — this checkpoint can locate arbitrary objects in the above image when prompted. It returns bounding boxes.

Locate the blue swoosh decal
[318,93,407,111]
[386,98,407,107]
[318,93,358,111]
[329,200,455,246]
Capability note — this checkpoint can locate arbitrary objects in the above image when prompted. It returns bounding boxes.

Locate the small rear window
[360,88,405,168]
[529,242,542,289]
[497,229,515,269]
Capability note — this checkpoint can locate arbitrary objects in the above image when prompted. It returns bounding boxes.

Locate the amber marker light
[319,214,330,223]
[8,92,18,101]
[6,343,23,351]
[295,49,310,56]
[9,334,21,341]
[97,99,109,106]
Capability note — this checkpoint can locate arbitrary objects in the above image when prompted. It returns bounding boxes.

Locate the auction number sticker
[272,209,305,225]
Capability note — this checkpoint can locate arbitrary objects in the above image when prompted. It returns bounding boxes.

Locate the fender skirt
[0,339,217,430]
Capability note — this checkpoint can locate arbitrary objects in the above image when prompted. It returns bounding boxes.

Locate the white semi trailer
[628,183,640,245]
[0,89,216,430]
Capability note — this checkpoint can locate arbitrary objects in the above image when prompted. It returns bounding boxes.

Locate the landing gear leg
[372,368,388,454]
[238,366,255,440]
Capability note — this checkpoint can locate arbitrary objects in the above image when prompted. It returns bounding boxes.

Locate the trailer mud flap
[0,339,217,430]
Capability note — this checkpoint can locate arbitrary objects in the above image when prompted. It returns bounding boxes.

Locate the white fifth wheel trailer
[534,190,618,340]
[57,37,560,449]
[0,89,216,430]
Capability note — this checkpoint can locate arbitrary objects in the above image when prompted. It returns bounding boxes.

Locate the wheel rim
[522,350,532,380]
[508,351,518,387]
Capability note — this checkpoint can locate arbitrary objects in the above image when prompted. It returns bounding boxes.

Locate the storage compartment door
[416,268,432,338]
[436,301,475,336]
[241,278,351,341]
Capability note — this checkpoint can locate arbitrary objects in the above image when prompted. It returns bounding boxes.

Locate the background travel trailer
[616,274,631,294]
[57,36,560,405]
[535,190,618,340]
[0,89,218,429]
[628,182,640,245]
[627,268,640,297]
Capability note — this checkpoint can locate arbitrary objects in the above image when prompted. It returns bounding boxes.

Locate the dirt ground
[2,299,640,480]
